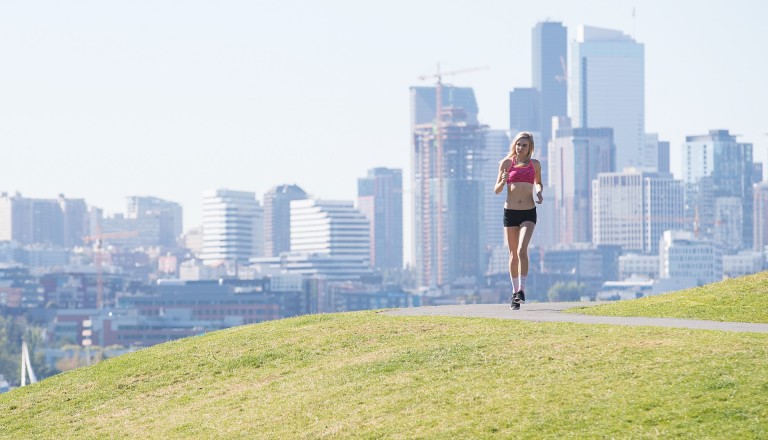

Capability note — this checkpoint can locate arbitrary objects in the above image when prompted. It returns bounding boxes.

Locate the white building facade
[593,169,685,254]
[290,199,370,262]
[201,190,263,266]
[658,230,722,285]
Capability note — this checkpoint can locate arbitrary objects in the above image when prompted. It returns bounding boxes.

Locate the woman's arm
[533,160,543,204]
[494,160,510,194]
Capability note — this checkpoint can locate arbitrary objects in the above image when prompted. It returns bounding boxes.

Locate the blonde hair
[501,131,535,164]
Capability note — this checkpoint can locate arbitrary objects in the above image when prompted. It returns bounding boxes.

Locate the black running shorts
[503,207,537,227]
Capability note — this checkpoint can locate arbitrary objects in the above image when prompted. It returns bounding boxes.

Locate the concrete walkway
[384,302,768,333]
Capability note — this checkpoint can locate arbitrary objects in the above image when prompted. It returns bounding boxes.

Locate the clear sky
[1,1,766,242]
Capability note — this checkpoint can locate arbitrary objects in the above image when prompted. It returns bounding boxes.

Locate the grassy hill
[569,271,768,323]
[2,274,768,438]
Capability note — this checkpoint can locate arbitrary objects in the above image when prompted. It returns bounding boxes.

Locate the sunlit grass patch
[1,310,767,438]
[568,271,768,323]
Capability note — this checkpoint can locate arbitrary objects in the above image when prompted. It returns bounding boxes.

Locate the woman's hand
[536,190,543,204]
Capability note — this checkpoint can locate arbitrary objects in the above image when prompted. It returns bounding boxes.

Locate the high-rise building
[263,184,307,257]
[508,88,540,133]
[201,190,263,266]
[754,163,764,184]
[0,193,87,247]
[357,168,403,271]
[754,182,768,252]
[480,130,510,256]
[593,169,685,254]
[643,133,670,172]
[59,196,87,247]
[411,85,486,287]
[410,86,479,127]
[549,125,614,245]
[680,129,754,249]
[571,26,644,171]
[290,199,370,261]
[532,21,567,150]
[126,196,183,247]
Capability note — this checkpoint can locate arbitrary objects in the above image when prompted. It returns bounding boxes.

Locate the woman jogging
[494,131,543,310]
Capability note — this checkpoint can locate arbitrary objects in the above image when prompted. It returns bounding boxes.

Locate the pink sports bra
[507,159,535,184]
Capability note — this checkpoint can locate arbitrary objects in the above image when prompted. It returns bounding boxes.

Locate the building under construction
[410,85,487,288]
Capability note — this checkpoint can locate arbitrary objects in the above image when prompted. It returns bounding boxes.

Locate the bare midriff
[504,182,535,210]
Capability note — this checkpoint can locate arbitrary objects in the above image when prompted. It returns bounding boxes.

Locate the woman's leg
[517,221,536,293]
[505,226,520,290]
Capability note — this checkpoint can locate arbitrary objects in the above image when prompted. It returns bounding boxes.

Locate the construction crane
[83,229,139,309]
[418,64,488,286]
[555,55,567,84]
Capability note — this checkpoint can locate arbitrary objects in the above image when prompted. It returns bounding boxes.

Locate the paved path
[384,302,768,333]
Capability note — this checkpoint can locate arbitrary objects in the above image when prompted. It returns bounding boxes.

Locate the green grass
[568,271,768,323]
[1,307,767,438]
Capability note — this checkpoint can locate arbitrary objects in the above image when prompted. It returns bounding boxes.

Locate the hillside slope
[570,271,768,323]
[1,310,767,438]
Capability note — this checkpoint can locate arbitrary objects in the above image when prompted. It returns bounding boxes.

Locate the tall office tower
[126,196,183,247]
[658,139,671,173]
[263,184,307,257]
[0,193,86,246]
[532,21,567,151]
[58,196,87,247]
[411,85,485,287]
[680,130,754,250]
[571,26,644,171]
[290,199,370,261]
[643,133,671,172]
[593,169,685,254]
[509,88,540,133]
[480,130,510,255]
[754,182,768,252]
[549,125,614,245]
[754,163,764,184]
[357,168,403,270]
[201,190,263,266]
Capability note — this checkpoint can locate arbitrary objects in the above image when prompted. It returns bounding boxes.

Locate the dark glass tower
[357,168,403,271]
[532,21,567,149]
[263,184,307,257]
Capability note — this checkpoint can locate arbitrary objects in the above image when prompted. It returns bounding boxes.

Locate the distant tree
[547,281,587,302]
[0,316,23,385]
[0,316,60,385]
[381,266,416,289]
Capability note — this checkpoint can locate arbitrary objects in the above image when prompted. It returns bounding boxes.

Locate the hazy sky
[2,0,767,236]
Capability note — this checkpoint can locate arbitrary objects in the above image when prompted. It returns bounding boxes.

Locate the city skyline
[1,1,767,254]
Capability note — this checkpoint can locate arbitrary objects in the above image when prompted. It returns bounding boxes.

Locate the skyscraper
[357,168,403,271]
[410,86,479,127]
[411,85,485,286]
[754,182,768,252]
[571,26,644,171]
[290,199,370,261]
[681,129,754,250]
[263,184,307,257]
[0,193,87,247]
[508,88,539,133]
[480,130,510,256]
[593,169,685,254]
[532,21,567,150]
[126,196,183,247]
[549,125,614,244]
[201,190,263,266]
